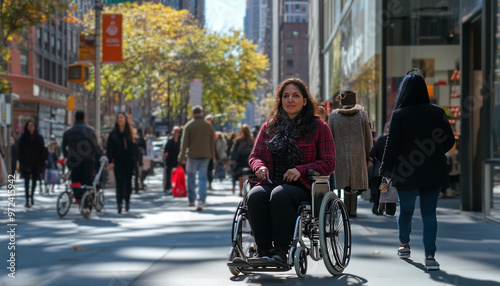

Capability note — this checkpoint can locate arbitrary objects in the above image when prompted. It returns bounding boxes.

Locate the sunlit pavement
[1,169,499,286]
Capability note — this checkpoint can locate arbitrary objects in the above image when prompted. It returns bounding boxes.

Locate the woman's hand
[256,167,269,181]
[108,163,115,171]
[284,168,300,182]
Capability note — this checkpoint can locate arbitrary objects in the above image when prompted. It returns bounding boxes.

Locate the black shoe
[118,204,122,214]
[269,248,288,265]
[247,250,271,264]
[31,197,34,206]
[125,203,130,212]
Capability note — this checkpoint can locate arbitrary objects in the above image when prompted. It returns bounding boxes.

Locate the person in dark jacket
[380,72,455,271]
[230,124,254,196]
[163,126,181,193]
[369,122,397,216]
[10,135,18,177]
[107,112,137,214]
[134,129,146,194]
[18,120,46,208]
[62,111,103,187]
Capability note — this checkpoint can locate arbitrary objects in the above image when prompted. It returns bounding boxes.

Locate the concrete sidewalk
[342,197,500,286]
[1,170,499,285]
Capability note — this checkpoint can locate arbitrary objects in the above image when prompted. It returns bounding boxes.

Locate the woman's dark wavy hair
[267,78,318,135]
[20,120,37,142]
[394,73,430,110]
[111,112,135,143]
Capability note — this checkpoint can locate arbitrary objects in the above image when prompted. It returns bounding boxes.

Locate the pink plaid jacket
[249,119,336,189]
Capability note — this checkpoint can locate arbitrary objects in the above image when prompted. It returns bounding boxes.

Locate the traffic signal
[67,64,89,84]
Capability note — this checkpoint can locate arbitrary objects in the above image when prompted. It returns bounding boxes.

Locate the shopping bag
[171,165,187,197]
[45,168,61,184]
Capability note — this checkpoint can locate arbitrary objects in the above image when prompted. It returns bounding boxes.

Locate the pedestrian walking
[10,135,18,177]
[18,120,46,208]
[205,114,215,190]
[215,131,228,181]
[164,126,181,193]
[241,77,336,265]
[230,124,254,195]
[369,122,396,215]
[380,72,455,271]
[178,105,216,211]
[62,111,103,201]
[134,129,146,194]
[45,135,61,193]
[328,90,373,217]
[107,112,138,214]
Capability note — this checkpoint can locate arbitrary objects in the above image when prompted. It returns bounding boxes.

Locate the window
[51,61,56,83]
[286,45,294,55]
[51,34,55,55]
[57,39,61,58]
[36,55,42,78]
[286,59,294,67]
[20,53,28,75]
[37,28,42,48]
[44,31,49,51]
[292,30,299,38]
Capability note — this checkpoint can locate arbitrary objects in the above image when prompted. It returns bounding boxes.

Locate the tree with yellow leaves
[83,2,268,130]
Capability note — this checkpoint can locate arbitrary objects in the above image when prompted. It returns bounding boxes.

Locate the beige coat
[328,104,373,190]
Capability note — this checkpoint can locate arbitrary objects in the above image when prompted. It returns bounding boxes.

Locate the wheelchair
[227,170,352,278]
[56,156,108,218]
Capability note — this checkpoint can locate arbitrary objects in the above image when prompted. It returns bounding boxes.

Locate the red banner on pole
[102,14,122,64]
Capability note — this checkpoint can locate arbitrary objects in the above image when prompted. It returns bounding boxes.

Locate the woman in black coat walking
[107,112,137,214]
[163,126,181,193]
[380,72,455,271]
[18,120,46,208]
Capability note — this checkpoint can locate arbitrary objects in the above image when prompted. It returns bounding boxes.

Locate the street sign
[189,79,203,107]
[103,0,133,4]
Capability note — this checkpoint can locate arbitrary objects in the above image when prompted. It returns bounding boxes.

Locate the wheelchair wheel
[79,191,93,219]
[56,191,72,217]
[294,246,307,278]
[94,190,105,212]
[319,191,352,275]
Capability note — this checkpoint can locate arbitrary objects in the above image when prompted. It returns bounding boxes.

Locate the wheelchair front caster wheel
[294,246,307,278]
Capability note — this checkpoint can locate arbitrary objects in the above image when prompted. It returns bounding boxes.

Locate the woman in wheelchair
[242,78,336,265]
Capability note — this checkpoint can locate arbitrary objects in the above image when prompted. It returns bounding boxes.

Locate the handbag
[45,168,61,184]
[171,165,187,197]
[379,177,398,203]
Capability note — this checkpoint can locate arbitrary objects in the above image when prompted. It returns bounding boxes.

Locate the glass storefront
[323,0,383,133]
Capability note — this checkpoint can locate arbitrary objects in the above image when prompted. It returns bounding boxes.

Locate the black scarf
[266,108,303,168]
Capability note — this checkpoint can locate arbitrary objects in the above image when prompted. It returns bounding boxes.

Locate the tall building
[279,0,308,84]
[243,0,273,127]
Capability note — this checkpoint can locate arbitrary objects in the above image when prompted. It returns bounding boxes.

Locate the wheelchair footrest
[247,258,288,268]
[227,258,250,267]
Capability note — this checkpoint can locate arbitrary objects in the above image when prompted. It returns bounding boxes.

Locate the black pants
[133,166,140,192]
[165,164,174,191]
[247,184,310,249]
[70,160,95,186]
[114,166,132,208]
[22,171,39,203]
[207,160,214,187]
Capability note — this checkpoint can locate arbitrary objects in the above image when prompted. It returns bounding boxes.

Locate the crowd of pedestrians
[6,71,457,272]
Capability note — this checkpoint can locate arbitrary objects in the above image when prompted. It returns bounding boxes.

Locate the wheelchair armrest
[307,169,330,182]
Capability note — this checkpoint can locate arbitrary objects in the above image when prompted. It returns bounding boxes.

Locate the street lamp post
[95,0,103,139]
